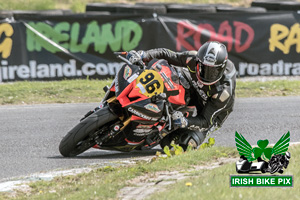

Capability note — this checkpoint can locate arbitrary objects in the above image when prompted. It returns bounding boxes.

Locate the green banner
[230,175,293,187]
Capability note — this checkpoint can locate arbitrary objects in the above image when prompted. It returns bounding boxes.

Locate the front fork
[94,96,132,146]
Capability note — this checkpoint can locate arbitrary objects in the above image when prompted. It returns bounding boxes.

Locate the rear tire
[59,106,118,157]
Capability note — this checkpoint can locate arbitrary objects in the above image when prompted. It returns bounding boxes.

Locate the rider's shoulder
[189,51,198,57]
[180,50,198,57]
[188,50,198,56]
[224,59,236,80]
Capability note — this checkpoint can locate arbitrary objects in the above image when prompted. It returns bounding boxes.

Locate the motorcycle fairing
[125,98,164,119]
[115,64,141,97]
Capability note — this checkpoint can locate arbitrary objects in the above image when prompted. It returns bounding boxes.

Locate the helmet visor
[196,62,224,84]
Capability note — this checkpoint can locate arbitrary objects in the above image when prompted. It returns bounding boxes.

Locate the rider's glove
[126,50,144,64]
[172,111,188,129]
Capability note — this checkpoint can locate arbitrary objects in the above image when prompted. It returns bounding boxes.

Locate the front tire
[59,106,118,157]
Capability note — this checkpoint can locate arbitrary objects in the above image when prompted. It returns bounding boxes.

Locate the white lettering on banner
[18,65,30,79]
[50,63,63,77]
[238,60,300,76]
[82,62,95,76]
[63,60,76,77]
[0,60,125,80]
[96,63,109,75]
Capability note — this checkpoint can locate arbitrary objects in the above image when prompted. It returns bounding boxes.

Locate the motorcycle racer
[127,41,236,149]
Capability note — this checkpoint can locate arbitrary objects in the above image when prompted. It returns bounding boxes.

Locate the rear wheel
[59,106,118,157]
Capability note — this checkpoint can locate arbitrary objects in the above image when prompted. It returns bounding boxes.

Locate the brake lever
[138,60,146,70]
[116,55,132,66]
[164,100,175,131]
[164,101,172,131]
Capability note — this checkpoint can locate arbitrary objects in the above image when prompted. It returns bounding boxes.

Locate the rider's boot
[160,128,206,150]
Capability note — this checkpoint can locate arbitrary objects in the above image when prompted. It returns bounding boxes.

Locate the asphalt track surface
[0,96,300,180]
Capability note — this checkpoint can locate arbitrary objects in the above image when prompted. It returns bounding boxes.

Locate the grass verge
[0,79,112,105]
[0,147,238,200]
[236,79,300,98]
[1,79,300,105]
[149,144,299,200]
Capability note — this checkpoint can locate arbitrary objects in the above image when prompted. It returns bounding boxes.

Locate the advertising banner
[0,12,300,82]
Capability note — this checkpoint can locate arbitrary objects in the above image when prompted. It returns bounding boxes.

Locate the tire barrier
[116,4,167,14]
[12,10,72,20]
[86,3,167,14]
[216,6,267,13]
[86,1,300,14]
[0,11,13,19]
[85,3,127,13]
[279,2,300,11]
[79,11,111,16]
[166,4,217,13]
[251,0,282,11]
[251,0,300,11]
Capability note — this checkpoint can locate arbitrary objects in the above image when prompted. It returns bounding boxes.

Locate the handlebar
[114,51,146,70]
[114,52,127,56]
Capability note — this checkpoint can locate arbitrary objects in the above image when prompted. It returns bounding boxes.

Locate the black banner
[0,12,300,82]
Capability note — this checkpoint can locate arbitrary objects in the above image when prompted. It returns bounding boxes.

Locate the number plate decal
[136,70,164,97]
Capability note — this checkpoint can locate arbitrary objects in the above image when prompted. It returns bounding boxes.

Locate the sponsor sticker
[136,82,146,94]
[144,103,161,113]
[123,65,132,80]
[127,73,139,83]
[128,107,159,121]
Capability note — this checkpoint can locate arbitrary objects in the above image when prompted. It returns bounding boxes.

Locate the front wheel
[59,106,118,157]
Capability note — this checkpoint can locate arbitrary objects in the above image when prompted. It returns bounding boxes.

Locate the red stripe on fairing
[185,112,189,117]
[93,144,100,149]
[125,138,145,145]
[136,124,154,128]
[131,115,147,121]
[160,64,186,105]
[168,85,186,105]
[110,85,116,92]
[117,79,148,107]
[144,141,157,147]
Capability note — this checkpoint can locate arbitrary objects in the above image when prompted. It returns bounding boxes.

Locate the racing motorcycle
[59,52,196,157]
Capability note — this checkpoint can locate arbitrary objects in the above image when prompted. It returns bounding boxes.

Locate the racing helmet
[196,41,228,85]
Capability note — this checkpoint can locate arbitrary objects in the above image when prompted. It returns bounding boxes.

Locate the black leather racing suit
[142,48,236,144]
